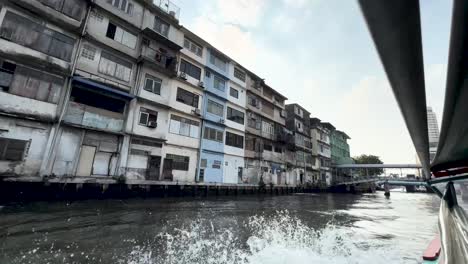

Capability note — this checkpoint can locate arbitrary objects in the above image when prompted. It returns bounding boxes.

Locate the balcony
[139,45,177,77]
[64,102,124,133]
[152,0,180,21]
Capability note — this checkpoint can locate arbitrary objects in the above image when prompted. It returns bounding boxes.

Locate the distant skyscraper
[427,107,440,161]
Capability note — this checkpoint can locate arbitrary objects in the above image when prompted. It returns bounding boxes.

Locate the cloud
[337,76,415,163]
[281,0,314,9]
[214,0,267,28]
[185,0,447,164]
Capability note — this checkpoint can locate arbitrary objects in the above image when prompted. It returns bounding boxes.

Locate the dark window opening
[106,23,117,39]
[166,154,189,171]
[176,87,199,107]
[229,87,239,98]
[264,144,273,152]
[138,107,158,126]
[227,107,244,124]
[0,12,75,61]
[70,86,126,113]
[179,59,201,80]
[226,132,244,149]
[0,137,29,161]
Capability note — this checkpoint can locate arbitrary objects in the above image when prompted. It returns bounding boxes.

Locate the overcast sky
[173,0,451,163]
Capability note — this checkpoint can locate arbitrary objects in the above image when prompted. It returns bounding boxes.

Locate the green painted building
[330,130,353,165]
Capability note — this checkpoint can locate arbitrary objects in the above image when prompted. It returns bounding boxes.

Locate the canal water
[0,191,440,264]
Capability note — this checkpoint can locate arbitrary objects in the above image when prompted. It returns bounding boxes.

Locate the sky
[172,0,452,163]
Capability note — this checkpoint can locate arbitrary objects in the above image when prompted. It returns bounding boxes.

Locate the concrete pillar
[39,125,59,177]
[117,135,131,177]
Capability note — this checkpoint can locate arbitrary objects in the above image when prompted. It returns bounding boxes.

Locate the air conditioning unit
[148,121,157,128]
[193,108,201,116]
[219,119,225,124]
[198,81,204,87]
[280,110,286,118]
[179,72,187,80]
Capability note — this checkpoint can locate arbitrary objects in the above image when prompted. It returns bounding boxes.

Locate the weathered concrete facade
[0,0,352,190]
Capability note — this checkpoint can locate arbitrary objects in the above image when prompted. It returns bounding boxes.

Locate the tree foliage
[353,154,384,176]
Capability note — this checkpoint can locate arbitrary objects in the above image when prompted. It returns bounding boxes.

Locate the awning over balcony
[142,28,183,51]
[72,76,134,101]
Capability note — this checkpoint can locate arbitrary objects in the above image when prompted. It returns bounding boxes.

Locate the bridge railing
[333,175,426,186]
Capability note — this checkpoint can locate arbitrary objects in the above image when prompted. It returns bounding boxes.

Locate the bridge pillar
[405,185,416,193]
[384,182,390,197]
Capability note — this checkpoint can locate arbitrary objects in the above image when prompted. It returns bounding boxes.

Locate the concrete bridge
[331,176,429,193]
[335,176,427,187]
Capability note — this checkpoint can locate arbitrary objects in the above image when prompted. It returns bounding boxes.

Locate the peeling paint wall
[0,92,58,121]
[0,116,51,177]
[51,127,82,176]
[162,145,197,182]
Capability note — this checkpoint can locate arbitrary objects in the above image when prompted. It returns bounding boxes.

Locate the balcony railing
[152,0,180,20]
[141,45,177,76]
[64,102,124,132]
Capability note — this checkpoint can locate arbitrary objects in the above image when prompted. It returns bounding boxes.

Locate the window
[176,88,199,107]
[234,67,246,82]
[203,127,223,142]
[179,60,201,80]
[0,12,75,61]
[106,22,137,49]
[209,52,227,71]
[305,140,312,149]
[213,75,225,91]
[81,44,96,60]
[295,106,303,116]
[212,160,222,169]
[262,121,274,136]
[154,16,169,37]
[169,115,200,138]
[248,115,261,130]
[227,107,244,124]
[98,51,132,81]
[70,86,126,113]
[166,154,189,171]
[295,134,305,147]
[138,107,158,127]
[207,100,224,117]
[106,0,134,15]
[2,62,62,103]
[225,132,244,149]
[263,143,272,152]
[274,146,282,153]
[229,87,239,98]
[0,138,29,161]
[39,0,84,20]
[0,60,15,90]
[248,96,259,108]
[143,74,162,95]
[183,37,203,57]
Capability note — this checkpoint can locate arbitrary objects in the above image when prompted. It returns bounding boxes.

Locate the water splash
[124,211,401,264]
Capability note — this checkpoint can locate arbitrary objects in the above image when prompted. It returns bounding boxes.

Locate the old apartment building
[0,0,352,187]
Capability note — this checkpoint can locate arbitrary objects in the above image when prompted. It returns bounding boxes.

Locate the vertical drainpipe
[195,93,204,183]
[43,4,93,176]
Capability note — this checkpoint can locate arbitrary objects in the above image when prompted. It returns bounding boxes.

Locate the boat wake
[123,211,401,264]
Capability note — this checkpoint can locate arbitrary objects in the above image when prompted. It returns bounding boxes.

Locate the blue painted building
[198,49,231,183]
